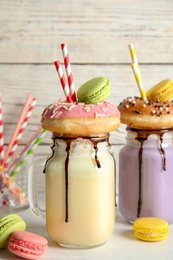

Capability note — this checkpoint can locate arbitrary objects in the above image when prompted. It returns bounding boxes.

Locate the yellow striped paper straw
[131,62,147,101]
[129,43,138,64]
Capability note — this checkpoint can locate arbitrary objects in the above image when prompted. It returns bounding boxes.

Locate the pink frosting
[42,101,120,119]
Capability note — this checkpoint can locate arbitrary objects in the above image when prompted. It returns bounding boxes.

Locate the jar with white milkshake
[29,100,120,248]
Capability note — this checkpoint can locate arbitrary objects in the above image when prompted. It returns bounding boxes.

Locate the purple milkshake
[118,97,173,224]
[119,128,173,223]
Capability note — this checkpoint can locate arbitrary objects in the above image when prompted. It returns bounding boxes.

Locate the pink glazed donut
[41,101,120,136]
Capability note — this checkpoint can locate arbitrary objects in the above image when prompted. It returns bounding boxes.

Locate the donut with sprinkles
[42,101,120,136]
[118,97,173,129]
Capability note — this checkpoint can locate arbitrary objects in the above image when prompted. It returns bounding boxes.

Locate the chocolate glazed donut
[118,97,173,129]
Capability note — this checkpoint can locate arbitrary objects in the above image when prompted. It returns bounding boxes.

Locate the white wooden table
[1,0,173,259]
[1,207,173,260]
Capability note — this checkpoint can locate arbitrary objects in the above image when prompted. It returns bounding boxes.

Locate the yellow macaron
[133,217,169,242]
[147,79,173,102]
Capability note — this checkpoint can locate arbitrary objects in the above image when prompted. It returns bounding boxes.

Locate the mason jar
[119,127,173,223]
[0,156,33,216]
[29,133,115,248]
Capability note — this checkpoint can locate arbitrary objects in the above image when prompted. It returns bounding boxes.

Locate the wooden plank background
[0,0,173,158]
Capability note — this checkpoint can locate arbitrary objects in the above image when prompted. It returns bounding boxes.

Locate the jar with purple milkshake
[120,45,173,223]
[118,96,173,224]
[119,127,173,223]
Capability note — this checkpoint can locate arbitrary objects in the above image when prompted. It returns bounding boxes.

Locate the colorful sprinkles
[42,100,119,119]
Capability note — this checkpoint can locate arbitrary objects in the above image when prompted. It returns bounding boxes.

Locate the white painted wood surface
[0,0,173,146]
[0,0,173,258]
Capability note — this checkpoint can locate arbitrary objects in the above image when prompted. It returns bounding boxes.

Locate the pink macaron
[8,231,48,259]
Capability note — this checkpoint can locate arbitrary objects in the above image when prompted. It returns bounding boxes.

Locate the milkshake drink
[45,134,115,247]
[119,127,173,223]
[118,94,173,223]
[29,76,120,247]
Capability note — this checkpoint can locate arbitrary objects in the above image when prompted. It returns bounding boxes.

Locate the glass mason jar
[29,133,115,248]
[0,157,32,216]
[119,127,173,224]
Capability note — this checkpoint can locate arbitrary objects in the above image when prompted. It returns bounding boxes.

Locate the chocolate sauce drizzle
[65,141,70,222]
[43,142,56,173]
[44,134,109,223]
[159,136,166,171]
[94,143,102,168]
[137,142,143,218]
[128,128,169,218]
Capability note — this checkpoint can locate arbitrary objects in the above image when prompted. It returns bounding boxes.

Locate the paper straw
[7,126,42,175]
[131,62,147,101]
[10,129,47,176]
[3,175,27,204]
[5,98,37,168]
[54,60,73,103]
[19,126,42,156]
[129,43,138,64]
[0,93,5,166]
[61,43,77,102]
[0,165,4,192]
[4,94,33,163]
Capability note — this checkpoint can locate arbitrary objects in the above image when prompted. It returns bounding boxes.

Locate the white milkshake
[45,136,115,247]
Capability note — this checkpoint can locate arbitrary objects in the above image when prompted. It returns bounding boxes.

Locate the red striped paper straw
[61,43,77,102]
[4,94,33,163]
[0,93,5,166]
[54,60,73,103]
[7,126,42,175]
[5,98,37,169]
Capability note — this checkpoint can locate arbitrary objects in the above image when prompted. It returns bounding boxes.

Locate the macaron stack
[0,214,26,249]
[0,214,48,259]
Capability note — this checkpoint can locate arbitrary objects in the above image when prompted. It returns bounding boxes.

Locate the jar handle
[28,157,46,219]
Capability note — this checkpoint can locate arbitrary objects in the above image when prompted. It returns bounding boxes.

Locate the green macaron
[77,77,111,104]
[0,214,26,249]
